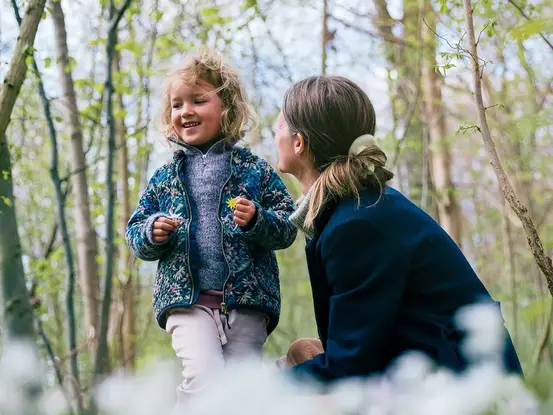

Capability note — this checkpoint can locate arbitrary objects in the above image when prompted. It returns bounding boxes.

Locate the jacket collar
[289,188,338,241]
[168,136,238,162]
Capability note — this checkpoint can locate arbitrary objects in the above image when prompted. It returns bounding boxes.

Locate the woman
[274,75,522,384]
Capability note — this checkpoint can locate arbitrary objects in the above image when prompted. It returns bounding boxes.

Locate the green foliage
[0,196,12,207]
[510,19,553,40]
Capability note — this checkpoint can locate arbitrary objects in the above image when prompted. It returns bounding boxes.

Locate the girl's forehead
[170,79,217,96]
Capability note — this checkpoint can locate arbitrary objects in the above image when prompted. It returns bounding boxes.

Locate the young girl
[125,49,297,400]
[274,75,522,383]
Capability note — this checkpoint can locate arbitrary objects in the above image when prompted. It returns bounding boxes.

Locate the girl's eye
[194,99,206,104]
[172,103,181,109]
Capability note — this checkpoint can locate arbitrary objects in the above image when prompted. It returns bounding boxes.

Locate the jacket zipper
[176,158,195,303]
[218,150,234,313]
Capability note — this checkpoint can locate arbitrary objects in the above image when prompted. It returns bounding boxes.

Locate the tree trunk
[421,3,462,246]
[51,0,100,345]
[464,0,553,296]
[374,0,425,207]
[94,0,133,379]
[114,52,136,369]
[11,4,83,409]
[322,0,329,74]
[0,0,46,340]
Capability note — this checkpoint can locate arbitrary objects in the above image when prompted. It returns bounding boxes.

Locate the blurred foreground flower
[0,303,541,414]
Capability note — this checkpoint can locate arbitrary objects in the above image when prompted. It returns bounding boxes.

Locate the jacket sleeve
[239,160,297,250]
[125,169,174,261]
[290,217,410,383]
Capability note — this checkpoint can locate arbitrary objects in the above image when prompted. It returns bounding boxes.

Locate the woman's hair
[161,48,257,140]
[282,75,394,226]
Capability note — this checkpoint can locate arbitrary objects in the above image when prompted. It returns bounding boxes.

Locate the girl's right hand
[152,217,180,242]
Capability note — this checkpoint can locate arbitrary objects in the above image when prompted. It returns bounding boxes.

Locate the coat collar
[290,188,339,241]
[168,136,238,162]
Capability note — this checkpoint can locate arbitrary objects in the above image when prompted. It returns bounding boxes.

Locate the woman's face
[274,112,303,176]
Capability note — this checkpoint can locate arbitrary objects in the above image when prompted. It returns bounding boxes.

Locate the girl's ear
[294,133,306,156]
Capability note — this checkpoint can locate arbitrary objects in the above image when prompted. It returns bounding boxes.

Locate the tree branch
[464,0,553,296]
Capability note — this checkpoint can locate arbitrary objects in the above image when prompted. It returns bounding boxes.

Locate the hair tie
[348,134,376,156]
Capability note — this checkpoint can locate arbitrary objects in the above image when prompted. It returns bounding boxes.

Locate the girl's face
[170,79,223,146]
[274,112,303,176]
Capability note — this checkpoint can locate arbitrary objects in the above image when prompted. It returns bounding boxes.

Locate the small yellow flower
[226,197,238,210]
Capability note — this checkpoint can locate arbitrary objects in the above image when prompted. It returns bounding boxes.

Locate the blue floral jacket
[125,146,297,334]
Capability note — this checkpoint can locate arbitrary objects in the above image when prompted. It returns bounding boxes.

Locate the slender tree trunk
[11,0,82,407]
[322,0,328,74]
[374,0,425,206]
[464,0,553,295]
[0,0,46,340]
[94,0,133,379]
[113,51,136,369]
[50,0,100,346]
[501,195,518,342]
[421,3,462,246]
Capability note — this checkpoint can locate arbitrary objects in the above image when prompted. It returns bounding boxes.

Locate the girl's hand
[152,217,180,242]
[233,197,257,227]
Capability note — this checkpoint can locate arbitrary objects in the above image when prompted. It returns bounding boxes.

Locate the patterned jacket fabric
[125,145,297,334]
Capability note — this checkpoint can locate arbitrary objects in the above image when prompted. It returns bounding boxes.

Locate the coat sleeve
[238,160,297,250]
[290,217,410,383]
[125,169,175,261]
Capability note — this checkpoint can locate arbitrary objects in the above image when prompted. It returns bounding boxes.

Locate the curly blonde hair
[161,48,257,140]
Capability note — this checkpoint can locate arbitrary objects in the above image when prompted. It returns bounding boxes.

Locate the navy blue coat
[291,187,522,384]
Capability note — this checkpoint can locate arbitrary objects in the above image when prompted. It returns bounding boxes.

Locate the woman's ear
[294,133,306,156]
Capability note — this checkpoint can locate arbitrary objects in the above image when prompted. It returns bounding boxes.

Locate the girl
[274,75,522,384]
[125,49,297,400]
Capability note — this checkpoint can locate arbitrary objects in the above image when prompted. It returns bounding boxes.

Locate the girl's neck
[192,132,226,154]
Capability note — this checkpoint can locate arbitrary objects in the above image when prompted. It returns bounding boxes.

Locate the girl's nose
[181,102,194,116]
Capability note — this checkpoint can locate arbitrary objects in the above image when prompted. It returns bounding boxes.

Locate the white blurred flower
[94,359,178,415]
[456,302,505,363]
[0,339,44,415]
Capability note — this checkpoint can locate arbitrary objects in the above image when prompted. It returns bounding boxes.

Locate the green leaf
[201,6,219,17]
[439,0,448,14]
[1,196,12,207]
[242,0,257,9]
[116,39,143,55]
[64,56,77,73]
[510,19,552,41]
[2,170,10,180]
[25,55,33,66]
[153,10,163,21]
[44,57,52,68]
[89,37,107,47]
[114,108,127,120]
[74,78,92,89]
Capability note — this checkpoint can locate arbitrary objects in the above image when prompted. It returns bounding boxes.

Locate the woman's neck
[297,168,320,194]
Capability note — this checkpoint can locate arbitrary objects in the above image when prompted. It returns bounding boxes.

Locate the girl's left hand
[234,197,257,227]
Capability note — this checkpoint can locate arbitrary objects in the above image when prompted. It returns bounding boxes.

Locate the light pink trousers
[166,305,268,401]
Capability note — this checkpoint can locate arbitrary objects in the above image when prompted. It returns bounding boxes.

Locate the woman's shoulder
[325,186,442,242]
[332,186,418,220]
